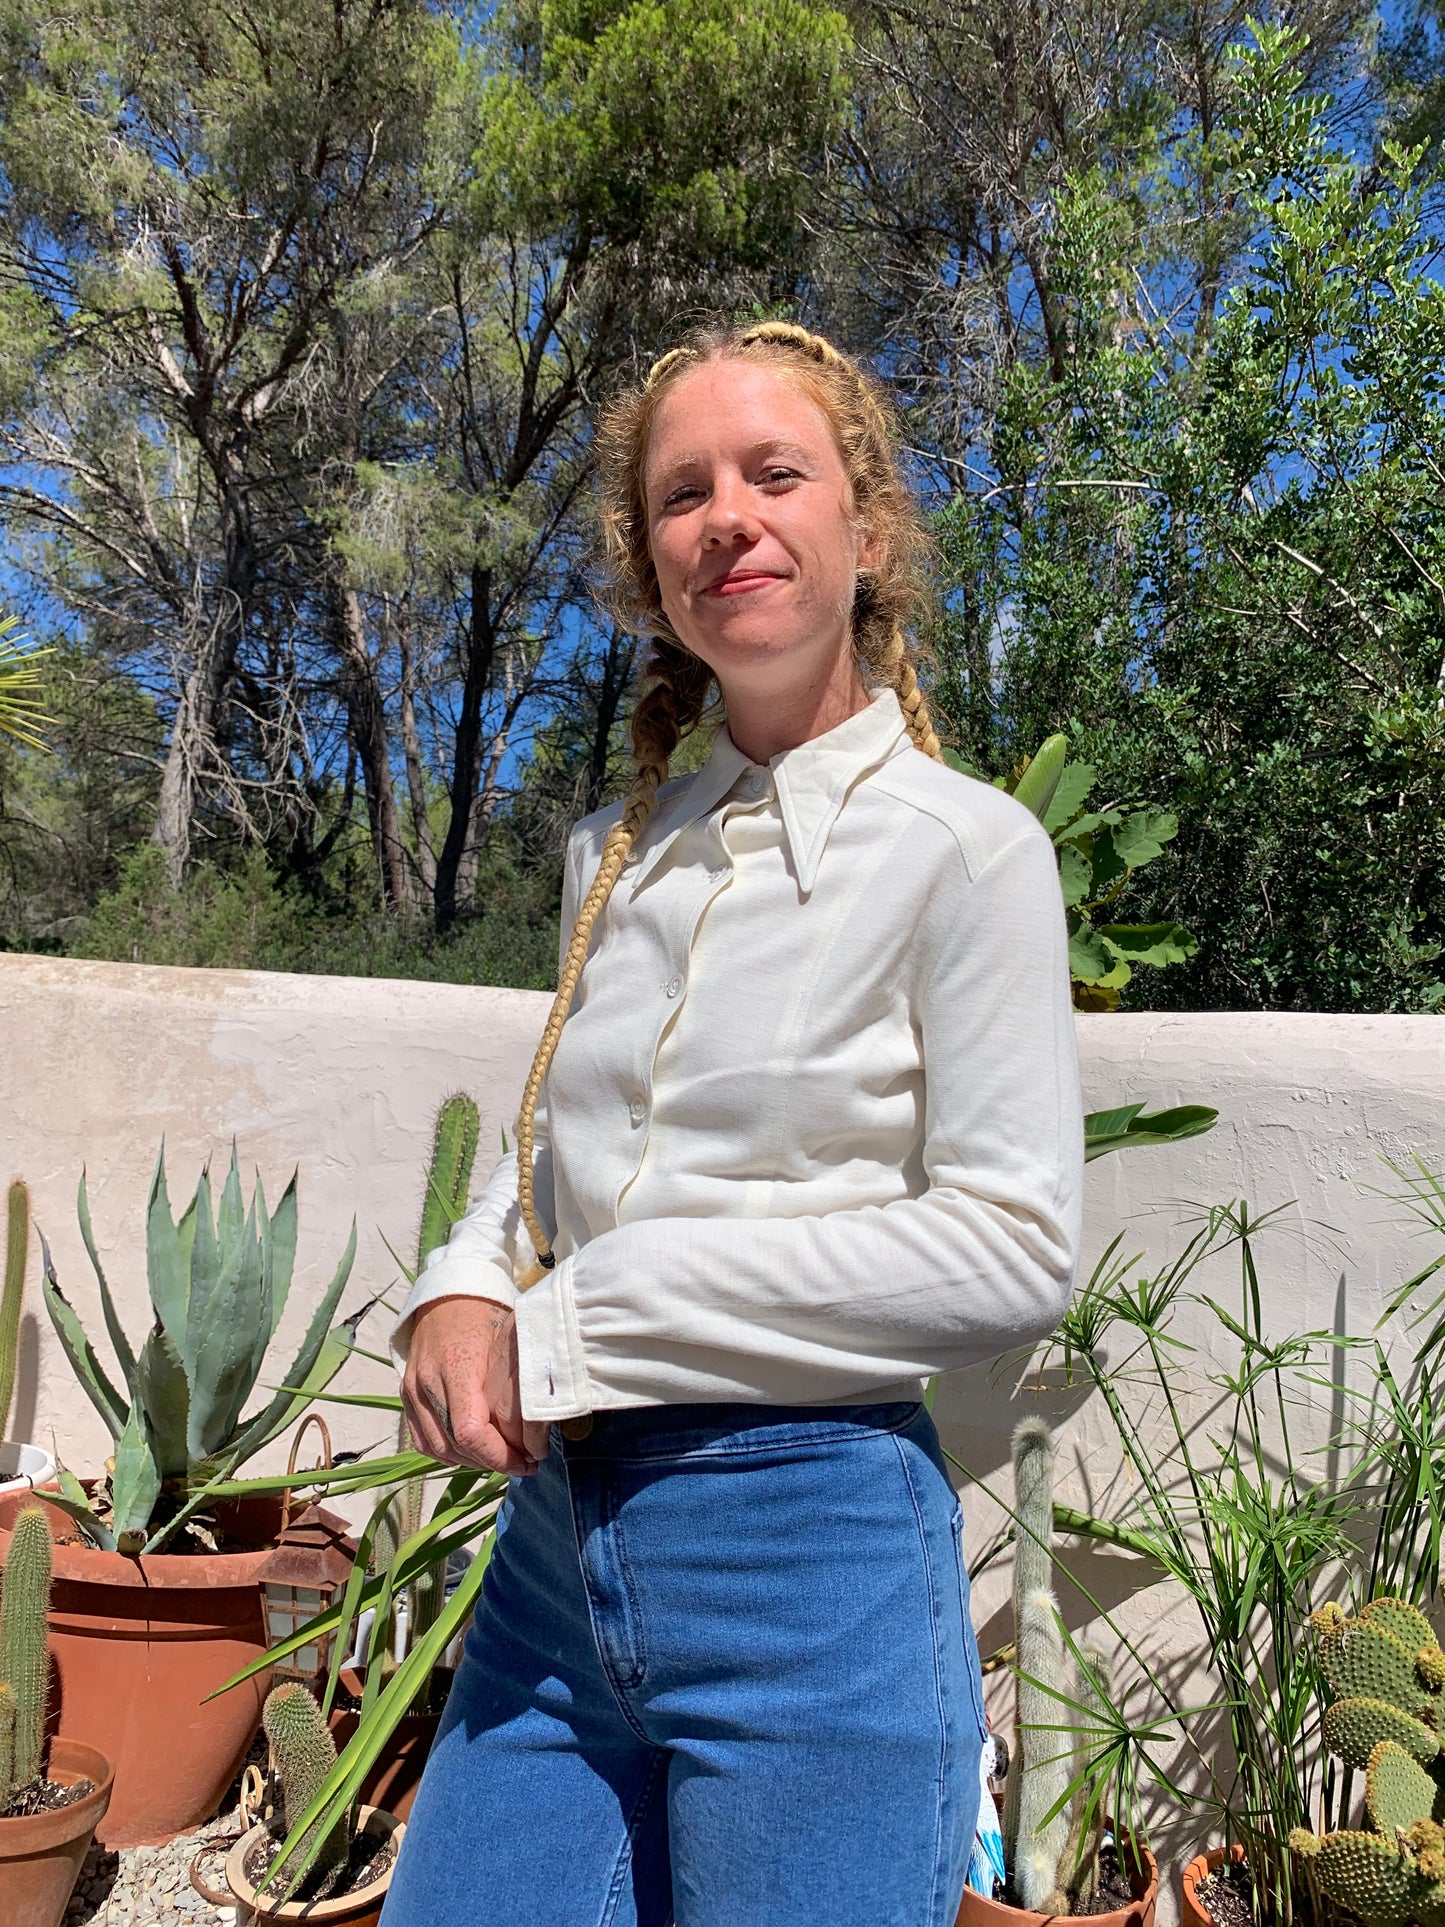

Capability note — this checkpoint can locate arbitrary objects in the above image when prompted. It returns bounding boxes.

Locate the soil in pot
[0,1736,113,1927]
[994,1844,1137,1917]
[241,1829,398,1905]
[224,1806,404,1927]
[1181,1845,1251,1927]
[0,1489,283,1848]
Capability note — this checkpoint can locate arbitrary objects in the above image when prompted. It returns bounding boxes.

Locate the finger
[446,1411,531,1476]
[402,1375,454,1465]
[522,1419,551,1465]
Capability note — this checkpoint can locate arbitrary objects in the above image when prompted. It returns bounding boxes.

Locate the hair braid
[513,651,700,1282]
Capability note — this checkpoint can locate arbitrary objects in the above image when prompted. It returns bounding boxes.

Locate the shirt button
[745,770,766,796]
[709,865,728,883]
[664,975,682,999]
[628,1095,647,1126]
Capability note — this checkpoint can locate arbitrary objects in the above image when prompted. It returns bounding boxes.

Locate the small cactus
[262,1682,352,1889]
[0,1180,28,1439]
[416,1094,480,1274]
[1302,1597,1445,1926]
[0,1502,51,1795]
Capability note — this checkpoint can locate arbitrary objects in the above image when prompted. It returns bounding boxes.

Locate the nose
[701,471,762,548]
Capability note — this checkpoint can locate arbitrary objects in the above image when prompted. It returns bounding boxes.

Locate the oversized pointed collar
[629,684,911,897]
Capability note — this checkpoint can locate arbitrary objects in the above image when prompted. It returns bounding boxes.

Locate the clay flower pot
[0,1737,113,1927]
[1181,1845,1248,1927]
[224,1804,405,1927]
[325,1667,453,1821]
[0,1490,283,1848]
[954,1840,1159,1927]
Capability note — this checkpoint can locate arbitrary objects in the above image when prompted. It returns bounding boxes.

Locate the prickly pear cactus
[1301,1596,1445,1926]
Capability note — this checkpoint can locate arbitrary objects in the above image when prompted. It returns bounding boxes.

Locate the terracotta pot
[326,1667,453,1821]
[1181,1845,1248,1927]
[0,1490,282,1849]
[0,1737,113,1927]
[954,1839,1159,1927]
[224,1805,405,1926]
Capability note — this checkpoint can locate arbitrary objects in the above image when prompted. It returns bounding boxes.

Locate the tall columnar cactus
[262,1682,352,1888]
[0,1180,28,1439]
[0,1502,52,1796]
[1290,1596,1445,1925]
[1005,1420,1073,1910]
[0,1683,14,1800]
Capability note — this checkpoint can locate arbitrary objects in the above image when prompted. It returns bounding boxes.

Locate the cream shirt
[392,684,1084,1423]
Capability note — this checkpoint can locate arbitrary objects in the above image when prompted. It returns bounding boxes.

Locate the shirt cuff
[388,1248,519,1369]
[513,1255,593,1420]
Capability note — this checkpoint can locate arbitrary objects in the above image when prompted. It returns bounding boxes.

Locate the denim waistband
[552,1398,925,1463]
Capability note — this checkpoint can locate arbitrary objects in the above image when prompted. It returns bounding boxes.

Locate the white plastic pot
[0,1440,56,1500]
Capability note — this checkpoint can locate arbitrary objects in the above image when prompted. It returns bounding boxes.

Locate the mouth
[701,570,785,598]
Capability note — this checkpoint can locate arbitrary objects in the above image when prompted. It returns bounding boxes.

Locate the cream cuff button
[628,1095,648,1125]
[664,976,682,998]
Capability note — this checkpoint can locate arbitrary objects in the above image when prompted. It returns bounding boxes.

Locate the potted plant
[0,1182,56,1502]
[225,1681,403,1926]
[956,1420,1159,1927]
[0,1504,113,1927]
[0,1145,368,1847]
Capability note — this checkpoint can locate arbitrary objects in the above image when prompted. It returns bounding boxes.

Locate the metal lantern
[255,1417,356,1688]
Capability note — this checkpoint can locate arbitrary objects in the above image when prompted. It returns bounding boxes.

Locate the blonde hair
[513,319,944,1284]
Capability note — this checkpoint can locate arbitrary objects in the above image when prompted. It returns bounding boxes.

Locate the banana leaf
[1084,1103,1218,1161]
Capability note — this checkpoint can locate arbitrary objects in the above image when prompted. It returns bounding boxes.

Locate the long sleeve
[512,821,1084,1420]
[389,832,580,1357]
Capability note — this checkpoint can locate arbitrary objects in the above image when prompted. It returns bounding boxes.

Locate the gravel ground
[63,1738,267,1927]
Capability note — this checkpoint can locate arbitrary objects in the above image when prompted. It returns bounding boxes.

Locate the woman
[384,322,1084,1926]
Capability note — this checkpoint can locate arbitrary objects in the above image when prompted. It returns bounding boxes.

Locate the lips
[702,570,785,597]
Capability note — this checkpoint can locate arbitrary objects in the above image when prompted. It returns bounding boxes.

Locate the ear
[856,521,884,573]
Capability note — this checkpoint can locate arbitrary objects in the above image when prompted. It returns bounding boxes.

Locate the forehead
[645,357,842,481]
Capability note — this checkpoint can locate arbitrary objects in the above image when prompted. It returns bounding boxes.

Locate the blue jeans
[382,1399,985,1927]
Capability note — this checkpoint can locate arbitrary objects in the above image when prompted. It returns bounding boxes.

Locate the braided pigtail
[513,646,704,1284]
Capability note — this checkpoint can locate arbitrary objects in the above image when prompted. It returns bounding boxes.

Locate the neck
[720,653,873,765]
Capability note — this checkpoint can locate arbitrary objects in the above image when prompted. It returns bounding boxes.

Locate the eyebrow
[649,437,820,492]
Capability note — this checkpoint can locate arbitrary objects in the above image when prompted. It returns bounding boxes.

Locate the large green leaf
[145,1148,192,1354]
[264,1171,299,1341]
[1110,808,1178,871]
[187,1194,269,1460]
[1012,734,1068,821]
[38,1234,127,1439]
[134,1319,191,1479]
[1041,761,1097,833]
[1084,1104,1219,1161]
[1098,921,1199,968]
[1069,924,1132,987]
[1057,843,1093,909]
[76,1170,136,1386]
[110,1403,162,1548]
[223,1230,360,1465]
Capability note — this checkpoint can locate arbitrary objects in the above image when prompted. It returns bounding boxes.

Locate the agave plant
[41,1144,366,1553]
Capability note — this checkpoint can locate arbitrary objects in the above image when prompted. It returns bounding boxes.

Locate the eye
[759,465,801,487]
[661,483,703,510]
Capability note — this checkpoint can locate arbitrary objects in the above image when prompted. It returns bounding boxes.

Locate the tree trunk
[585,629,637,814]
[433,562,495,932]
[152,467,255,888]
[334,580,411,913]
[396,612,437,898]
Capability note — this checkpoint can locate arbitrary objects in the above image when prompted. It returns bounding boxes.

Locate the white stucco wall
[2,953,1442,1897]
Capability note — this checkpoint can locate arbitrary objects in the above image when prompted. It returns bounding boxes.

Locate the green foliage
[261,1683,351,1890]
[950,733,1197,1009]
[0,1503,52,1796]
[0,1180,27,1439]
[0,1683,13,1801]
[1291,1721,1445,1927]
[72,844,564,990]
[935,26,1445,1012]
[40,1146,363,1552]
[418,1096,480,1273]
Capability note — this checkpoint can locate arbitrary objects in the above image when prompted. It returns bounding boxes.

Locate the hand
[402,1296,552,1476]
